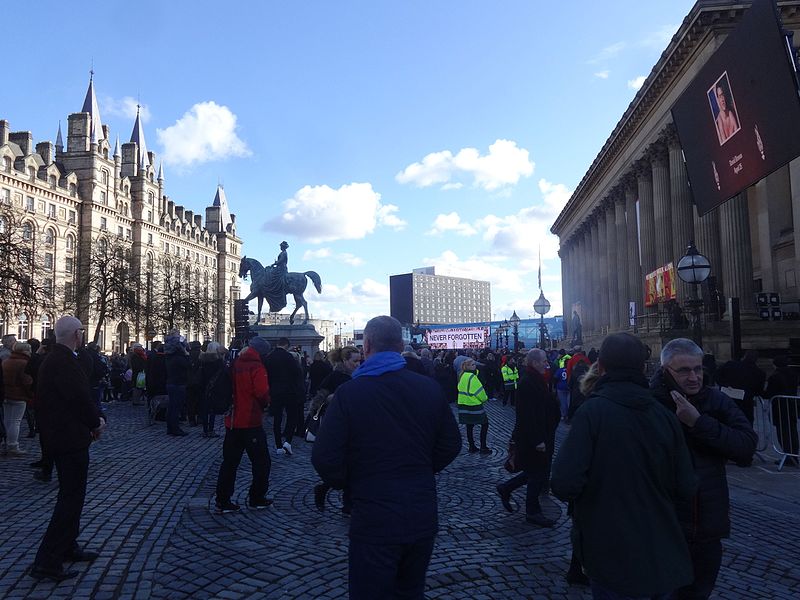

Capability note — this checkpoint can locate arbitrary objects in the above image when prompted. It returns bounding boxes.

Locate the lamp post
[508,312,519,352]
[533,293,550,349]
[676,241,711,348]
[494,324,502,351]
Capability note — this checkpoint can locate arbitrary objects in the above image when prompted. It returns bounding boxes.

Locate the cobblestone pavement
[0,398,798,599]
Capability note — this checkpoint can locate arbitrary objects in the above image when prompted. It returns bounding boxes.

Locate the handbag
[304,402,328,443]
[504,440,522,473]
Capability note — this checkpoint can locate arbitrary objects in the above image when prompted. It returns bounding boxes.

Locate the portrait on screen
[707,72,741,146]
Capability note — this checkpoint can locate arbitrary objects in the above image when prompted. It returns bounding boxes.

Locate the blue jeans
[590,581,671,600]
[499,468,546,515]
[166,384,186,433]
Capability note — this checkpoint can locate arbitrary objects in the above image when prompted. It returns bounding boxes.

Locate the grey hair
[660,338,703,366]
[526,348,547,366]
[364,315,404,353]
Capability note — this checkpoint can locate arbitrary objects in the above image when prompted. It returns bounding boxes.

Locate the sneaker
[249,497,273,509]
[496,484,513,513]
[282,441,293,456]
[215,500,240,514]
[275,447,285,457]
[7,447,27,457]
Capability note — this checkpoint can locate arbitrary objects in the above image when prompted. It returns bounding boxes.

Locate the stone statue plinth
[250,323,324,357]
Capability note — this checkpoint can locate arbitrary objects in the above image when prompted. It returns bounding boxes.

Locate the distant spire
[157,161,164,181]
[55,121,64,149]
[213,184,233,230]
[81,70,104,144]
[129,104,150,170]
[113,135,120,158]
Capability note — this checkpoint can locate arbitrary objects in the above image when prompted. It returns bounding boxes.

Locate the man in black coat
[496,348,561,527]
[651,338,757,600]
[312,316,461,600]
[30,316,105,582]
[264,337,304,456]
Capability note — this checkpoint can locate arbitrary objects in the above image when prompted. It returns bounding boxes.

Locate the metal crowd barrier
[767,395,800,471]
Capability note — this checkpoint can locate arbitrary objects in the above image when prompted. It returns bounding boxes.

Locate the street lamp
[676,241,711,348]
[506,313,518,351]
[533,293,550,349]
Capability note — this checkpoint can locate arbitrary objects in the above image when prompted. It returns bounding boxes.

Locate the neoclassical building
[0,74,243,350]
[552,0,800,360]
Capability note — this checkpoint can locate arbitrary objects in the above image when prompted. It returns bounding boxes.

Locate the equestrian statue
[238,241,322,325]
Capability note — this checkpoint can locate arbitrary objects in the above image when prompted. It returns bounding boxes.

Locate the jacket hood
[164,337,186,355]
[236,346,263,365]
[592,368,656,409]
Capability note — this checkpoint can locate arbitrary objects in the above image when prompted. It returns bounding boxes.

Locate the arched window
[40,313,52,339]
[2,156,11,172]
[66,234,75,252]
[101,169,109,185]
[17,313,29,339]
[98,237,108,254]
[148,191,154,205]
[49,175,57,188]
[22,222,33,241]
[69,183,77,197]
[28,167,36,180]
[44,228,55,246]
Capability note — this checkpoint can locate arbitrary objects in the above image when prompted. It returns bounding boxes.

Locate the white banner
[425,326,489,350]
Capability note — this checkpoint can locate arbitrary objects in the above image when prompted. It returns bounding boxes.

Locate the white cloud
[157,101,250,167]
[640,24,677,49]
[628,76,647,91]
[594,70,610,80]
[302,247,364,266]
[396,139,534,191]
[102,96,151,123]
[427,212,477,236]
[587,42,626,64]
[422,250,526,293]
[263,182,406,243]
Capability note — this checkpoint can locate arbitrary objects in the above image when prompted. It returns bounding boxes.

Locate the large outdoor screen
[671,0,800,215]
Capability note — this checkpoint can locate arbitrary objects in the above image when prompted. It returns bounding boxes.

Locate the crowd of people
[3,315,797,599]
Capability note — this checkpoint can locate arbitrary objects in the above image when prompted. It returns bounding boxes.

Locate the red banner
[645,263,677,307]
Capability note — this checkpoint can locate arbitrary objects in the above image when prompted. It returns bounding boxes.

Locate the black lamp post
[532,293,550,349]
[676,241,711,348]
[508,313,519,351]
[495,324,503,350]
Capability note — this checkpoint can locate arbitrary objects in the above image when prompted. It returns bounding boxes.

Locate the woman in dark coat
[496,348,560,527]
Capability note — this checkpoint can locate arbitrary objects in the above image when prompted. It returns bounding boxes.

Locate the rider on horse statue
[262,241,289,312]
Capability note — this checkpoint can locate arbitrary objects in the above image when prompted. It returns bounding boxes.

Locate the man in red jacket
[214,336,272,514]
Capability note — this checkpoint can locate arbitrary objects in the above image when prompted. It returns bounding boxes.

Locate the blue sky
[4,0,695,333]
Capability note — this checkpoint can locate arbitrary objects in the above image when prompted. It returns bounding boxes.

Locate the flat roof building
[390,268,491,325]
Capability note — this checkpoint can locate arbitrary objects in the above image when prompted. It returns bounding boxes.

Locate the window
[68,210,76,224]
[43,278,53,295]
[26,196,35,212]
[17,314,29,339]
[0,217,5,234]
[44,253,53,270]
[44,229,54,245]
[101,169,109,185]
[164,242,169,253]
[126,229,132,241]
[100,191,107,205]
[117,226,124,238]
[49,175,57,188]
[22,222,33,241]
[65,282,74,304]
[148,191,155,205]
[48,204,56,218]
[148,233,153,245]
[65,257,73,274]
[40,314,52,340]
[28,167,36,180]
[66,235,75,252]
[2,156,11,172]
[1,188,9,204]
[69,183,77,197]
[100,217,107,231]
[146,210,152,222]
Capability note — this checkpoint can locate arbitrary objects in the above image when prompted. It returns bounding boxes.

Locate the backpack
[206,363,233,415]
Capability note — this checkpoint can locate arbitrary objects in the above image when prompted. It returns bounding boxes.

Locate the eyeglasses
[667,365,703,377]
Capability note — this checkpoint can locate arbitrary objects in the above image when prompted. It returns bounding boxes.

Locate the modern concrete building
[390,267,491,325]
[0,74,242,351]
[551,0,800,360]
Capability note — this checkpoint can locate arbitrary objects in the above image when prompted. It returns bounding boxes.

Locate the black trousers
[215,427,270,503]
[272,395,297,446]
[349,537,435,600]
[674,538,723,600]
[34,448,90,569]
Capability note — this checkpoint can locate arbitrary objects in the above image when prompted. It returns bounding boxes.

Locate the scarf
[352,351,406,379]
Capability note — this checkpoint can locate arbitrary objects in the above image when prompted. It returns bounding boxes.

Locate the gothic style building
[552,0,800,360]
[0,75,243,350]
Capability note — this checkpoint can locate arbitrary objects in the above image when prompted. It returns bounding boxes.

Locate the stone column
[651,141,673,268]
[719,192,755,311]
[590,216,601,334]
[668,126,695,303]
[637,162,656,310]
[605,198,620,331]
[694,206,723,295]
[574,231,585,334]
[597,208,609,333]
[559,244,570,337]
[614,192,628,329]
[625,179,641,325]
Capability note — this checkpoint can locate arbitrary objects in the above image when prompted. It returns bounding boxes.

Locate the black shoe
[313,484,327,511]
[566,571,590,586]
[526,513,555,528]
[468,445,479,453]
[215,500,240,514]
[480,446,492,455]
[33,471,52,483]
[341,505,352,517]
[29,565,79,582]
[28,460,44,469]
[64,549,99,562]
[249,497,273,509]
[496,484,513,513]
[168,430,188,437]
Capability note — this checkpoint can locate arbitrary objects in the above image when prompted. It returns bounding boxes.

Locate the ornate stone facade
[552,1,800,359]
[0,75,242,350]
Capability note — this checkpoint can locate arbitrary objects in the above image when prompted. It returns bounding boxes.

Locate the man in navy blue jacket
[312,315,461,600]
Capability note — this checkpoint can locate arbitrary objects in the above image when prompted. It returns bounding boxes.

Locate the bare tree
[150,256,204,335]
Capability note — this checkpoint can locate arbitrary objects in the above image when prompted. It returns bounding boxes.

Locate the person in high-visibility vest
[501,358,519,406]
[457,358,490,453]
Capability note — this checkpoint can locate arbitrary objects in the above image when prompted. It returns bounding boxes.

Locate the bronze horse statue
[238,256,322,325]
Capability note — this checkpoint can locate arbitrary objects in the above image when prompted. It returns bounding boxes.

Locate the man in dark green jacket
[551,333,695,598]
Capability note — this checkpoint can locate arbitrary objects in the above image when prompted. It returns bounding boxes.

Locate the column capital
[646,139,669,167]
[634,158,652,180]
[663,122,681,149]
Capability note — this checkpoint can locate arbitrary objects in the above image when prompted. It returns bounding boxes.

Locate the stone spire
[157,161,164,182]
[113,135,120,158]
[129,104,150,170]
[81,70,104,143]
[213,184,233,230]
[55,121,64,151]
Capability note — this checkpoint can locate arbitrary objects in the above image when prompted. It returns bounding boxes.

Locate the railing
[764,395,800,470]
